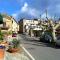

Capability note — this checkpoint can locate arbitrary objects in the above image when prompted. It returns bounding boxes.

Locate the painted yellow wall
[3,17,12,31]
[12,18,19,33]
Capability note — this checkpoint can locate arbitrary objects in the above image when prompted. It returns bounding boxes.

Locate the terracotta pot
[0,49,4,60]
[7,48,19,53]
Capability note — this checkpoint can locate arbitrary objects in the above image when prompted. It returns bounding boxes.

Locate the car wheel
[51,42,57,47]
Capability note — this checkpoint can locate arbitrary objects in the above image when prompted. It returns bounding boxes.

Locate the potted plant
[7,38,20,53]
[7,31,12,36]
[0,30,3,43]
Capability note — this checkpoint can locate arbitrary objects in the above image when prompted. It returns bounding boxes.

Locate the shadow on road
[20,34,60,49]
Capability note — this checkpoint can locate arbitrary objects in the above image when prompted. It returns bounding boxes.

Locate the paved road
[18,34,60,60]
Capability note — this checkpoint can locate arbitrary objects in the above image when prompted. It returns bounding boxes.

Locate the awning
[33,28,42,31]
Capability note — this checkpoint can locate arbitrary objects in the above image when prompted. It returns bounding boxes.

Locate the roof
[11,16,18,24]
[1,13,12,20]
[1,13,18,25]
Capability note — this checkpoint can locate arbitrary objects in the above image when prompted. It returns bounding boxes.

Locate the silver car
[55,36,60,46]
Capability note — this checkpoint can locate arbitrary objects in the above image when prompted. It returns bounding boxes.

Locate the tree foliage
[0,14,3,24]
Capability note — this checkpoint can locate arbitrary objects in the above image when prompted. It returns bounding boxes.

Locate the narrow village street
[0,0,60,60]
[19,34,60,60]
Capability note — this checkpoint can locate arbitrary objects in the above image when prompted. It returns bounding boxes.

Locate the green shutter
[0,14,3,24]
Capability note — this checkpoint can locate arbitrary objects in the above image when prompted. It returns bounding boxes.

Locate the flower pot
[0,49,5,60]
[7,48,19,53]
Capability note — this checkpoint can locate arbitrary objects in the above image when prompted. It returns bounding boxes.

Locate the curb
[20,44,35,60]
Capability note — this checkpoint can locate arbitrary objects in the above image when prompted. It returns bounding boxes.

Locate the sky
[0,0,60,21]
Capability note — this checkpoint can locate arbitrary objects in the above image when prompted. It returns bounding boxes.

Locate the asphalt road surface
[18,34,60,60]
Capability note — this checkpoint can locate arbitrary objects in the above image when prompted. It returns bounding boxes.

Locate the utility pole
[46,9,48,20]
[39,14,41,24]
[54,14,56,20]
[38,14,41,24]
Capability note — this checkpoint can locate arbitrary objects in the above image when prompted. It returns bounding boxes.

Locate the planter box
[7,48,20,53]
[0,49,5,60]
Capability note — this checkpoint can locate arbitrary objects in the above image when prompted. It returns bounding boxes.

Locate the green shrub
[0,30,3,41]
[12,39,20,48]
[7,31,12,35]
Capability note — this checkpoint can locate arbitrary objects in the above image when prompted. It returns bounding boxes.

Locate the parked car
[55,36,60,46]
[44,34,52,43]
[40,33,52,43]
[40,33,60,47]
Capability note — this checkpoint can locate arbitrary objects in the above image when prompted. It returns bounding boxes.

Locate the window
[12,21,13,23]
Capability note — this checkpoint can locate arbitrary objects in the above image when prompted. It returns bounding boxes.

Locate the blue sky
[0,0,60,20]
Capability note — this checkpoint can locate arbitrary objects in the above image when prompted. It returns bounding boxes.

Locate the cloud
[12,13,18,20]
[21,2,28,12]
[20,2,40,18]
[13,1,60,19]
[12,12,20,20]
[12,14,17,18]
[12,2,40,19]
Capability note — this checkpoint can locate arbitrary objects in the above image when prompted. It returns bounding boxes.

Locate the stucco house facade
[0,14,19,33]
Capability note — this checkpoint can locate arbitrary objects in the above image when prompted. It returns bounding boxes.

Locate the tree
[0,14,3,24]
[48,20,60,42]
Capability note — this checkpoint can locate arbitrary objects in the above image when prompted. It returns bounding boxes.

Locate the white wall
[12,19,18,33]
